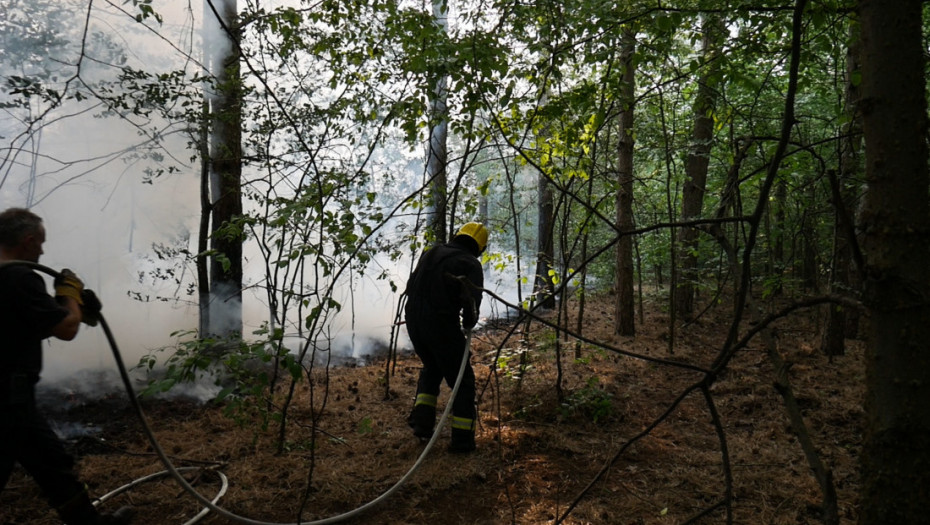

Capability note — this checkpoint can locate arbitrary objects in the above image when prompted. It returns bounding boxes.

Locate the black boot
[449,427,476,453]
[97,506,135,525]
[407,404,436,440]
[55,489,99,525]
[56,489,134,525]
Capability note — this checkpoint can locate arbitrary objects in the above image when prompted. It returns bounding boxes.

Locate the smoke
[1,1,535,402]
[1,1,204,390]
[16,135,201,385]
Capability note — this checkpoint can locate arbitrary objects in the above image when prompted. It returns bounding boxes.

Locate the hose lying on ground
[95,467,228,525]
[1,260,473,524]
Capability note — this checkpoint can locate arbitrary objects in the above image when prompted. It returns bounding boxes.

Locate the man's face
[21,225,46,262]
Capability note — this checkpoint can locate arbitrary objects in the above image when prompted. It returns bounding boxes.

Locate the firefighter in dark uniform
[0,208,132,524]
[404,222,488,453]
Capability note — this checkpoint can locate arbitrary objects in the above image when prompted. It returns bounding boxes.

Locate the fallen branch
[762,319,839,525]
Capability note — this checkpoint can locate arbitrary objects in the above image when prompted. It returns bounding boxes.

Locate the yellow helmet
[455,222,488,252]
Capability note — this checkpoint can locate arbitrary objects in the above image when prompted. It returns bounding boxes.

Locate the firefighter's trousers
[1,378,100,523]
[405,305,476,428]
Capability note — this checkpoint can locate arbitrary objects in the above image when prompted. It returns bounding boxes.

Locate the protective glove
[80,289,102,327]
[54,268,84,306]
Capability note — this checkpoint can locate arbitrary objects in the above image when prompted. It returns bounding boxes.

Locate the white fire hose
[1,260,473,524]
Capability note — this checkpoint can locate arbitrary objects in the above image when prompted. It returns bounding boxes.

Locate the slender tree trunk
[676,14,722,320]
[614,27,636,336]
[857,1,930,522]
[708,138,749,307]
[801,192,818,291]
[533,50,556,310]
[822,19,863,356]
[478,172,489,229]
[198,100,211,335]
[574,175,594,358]
[205,0,242,338]
[822,170,851,357]
[771,176,786,294]
[425,0,449,243]
[535,162,556,309]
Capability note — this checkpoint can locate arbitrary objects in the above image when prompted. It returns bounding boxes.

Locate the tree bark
[198,100,211,336]
[205,0,243,338]
[614,27,636,336]
[425,0,449,244]
[676,15,723,319]
[707,138,749,303]
[534,85,555,310]
[822,19,863,356]
[857,0,930,522]
[534,168,556,308]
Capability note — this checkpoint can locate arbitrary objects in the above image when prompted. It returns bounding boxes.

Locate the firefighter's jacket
[405,239,483,328]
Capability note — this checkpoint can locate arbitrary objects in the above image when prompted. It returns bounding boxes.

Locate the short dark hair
[0,208,44,247]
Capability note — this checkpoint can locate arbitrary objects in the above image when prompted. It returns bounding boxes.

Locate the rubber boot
[56,489,134,525]
[55,489,99,525]
[97,506,135,525]
[449,427,476,453]
[407,404,436,440]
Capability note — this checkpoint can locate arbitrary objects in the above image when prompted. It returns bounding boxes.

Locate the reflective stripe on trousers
[452,416,474,431]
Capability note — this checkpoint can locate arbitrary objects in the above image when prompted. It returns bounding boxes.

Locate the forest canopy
[1,0,928,523]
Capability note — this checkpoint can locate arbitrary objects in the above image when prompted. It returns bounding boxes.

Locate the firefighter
[0,208,133,524]
[404,222,488,453]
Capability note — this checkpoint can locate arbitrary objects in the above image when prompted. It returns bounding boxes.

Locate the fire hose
[0,260,473,524]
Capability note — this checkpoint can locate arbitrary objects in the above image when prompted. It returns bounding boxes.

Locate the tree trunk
[198,100,211,336]
[708,138,749,302]
[857,1,930,522]
[771,176,786,294]
[575,176,594,358]
[800,192,818,291]
[425,0,449,244]
[205,0,242,338]
[533,47,557,310]
[676,14,722,320]
[534,168,556,308]
[614,27,636,336]
[822,19,863,356]
[534,85,555,308]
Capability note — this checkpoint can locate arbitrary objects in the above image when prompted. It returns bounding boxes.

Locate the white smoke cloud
[1,1,203,388]
[2,0,536,399]
[10,124,201,385]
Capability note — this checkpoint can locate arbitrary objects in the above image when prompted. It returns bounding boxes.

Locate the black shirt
[0,264,68,383]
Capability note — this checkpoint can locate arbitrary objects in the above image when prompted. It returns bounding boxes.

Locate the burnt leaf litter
[2,295,863,524]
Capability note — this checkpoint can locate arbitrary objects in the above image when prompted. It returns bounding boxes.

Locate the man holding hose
[0,208,131,524]
[404,222,488,453]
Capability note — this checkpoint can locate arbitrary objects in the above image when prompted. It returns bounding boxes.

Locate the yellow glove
[54,268,84,306]
[80,289,102,326]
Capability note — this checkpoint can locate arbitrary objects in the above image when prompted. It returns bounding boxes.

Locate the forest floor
[1,292,864,525]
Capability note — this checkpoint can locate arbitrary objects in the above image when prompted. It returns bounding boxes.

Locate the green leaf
[357,417,373,434]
